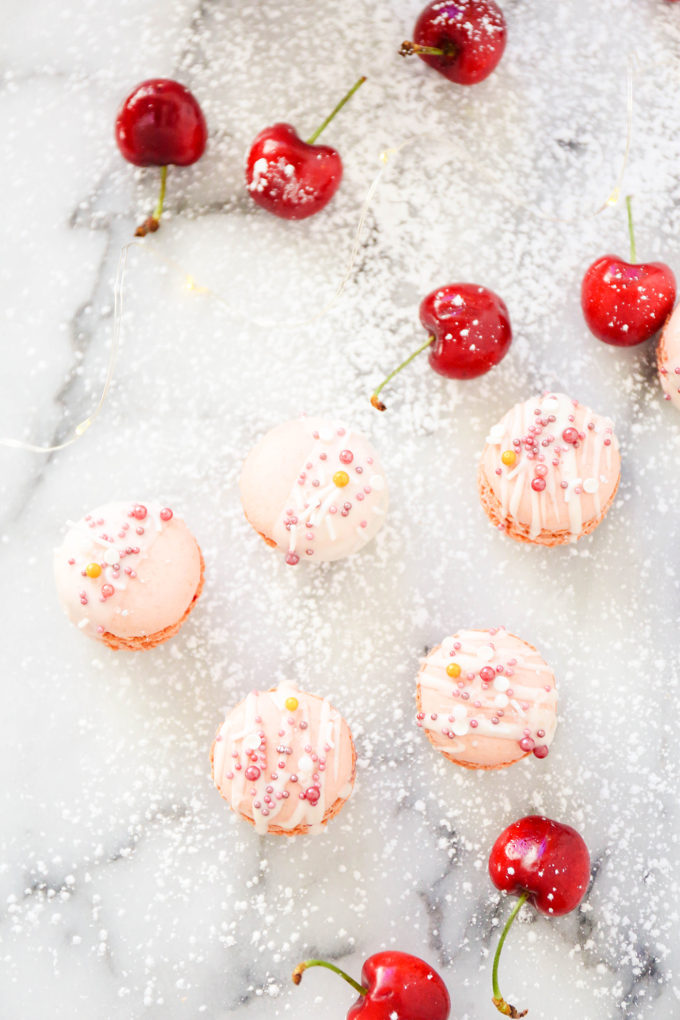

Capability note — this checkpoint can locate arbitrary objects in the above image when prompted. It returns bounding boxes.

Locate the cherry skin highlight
[401,0,507,85]
[292,951,450,1019]
[115,78,207,167]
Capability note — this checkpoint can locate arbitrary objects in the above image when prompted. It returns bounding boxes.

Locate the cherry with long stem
[136,164,168,237]
[307,77,366,144]
[292,959,367,996]
[491,892,529,1017]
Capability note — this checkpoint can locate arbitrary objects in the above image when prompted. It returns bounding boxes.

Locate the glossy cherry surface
[245,76,364,220]
[489,815,591,916]
[115,78,207,167]
[348,952,451,1019]
[581,254,675,346]
[402,0,507,85]
[421,283,512,379]
[293,951,450,1020]
[246,123,342,220]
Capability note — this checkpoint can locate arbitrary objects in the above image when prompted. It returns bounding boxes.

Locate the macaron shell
[657,304,680,411]
[478,467,620,547]
[54,502,203,642]
[416,629,557,769]
[239,416,388,563]
[100,550,205,650]
[211,682,356,836]
[479,392,621,544]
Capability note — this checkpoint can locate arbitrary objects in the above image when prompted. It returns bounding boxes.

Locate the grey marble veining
[2,1,680,1018]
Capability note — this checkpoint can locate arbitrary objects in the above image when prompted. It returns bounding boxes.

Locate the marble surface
[2,1,680,1017]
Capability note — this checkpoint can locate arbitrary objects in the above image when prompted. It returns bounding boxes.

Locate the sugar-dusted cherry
[371,283,511,410]
[246,77,365,220]
[292,951,451,1019]
[488,815,591,1016]
[115,78,207,236]
[400,0,507,85]
[581,196,676,346]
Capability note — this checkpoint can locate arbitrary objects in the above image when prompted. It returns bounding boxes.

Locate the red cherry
[581,196,676,346]
[371,283,511,410]
[293,952,450,1020]
[115,79,207,236]
[246,77,365,221]
[488,815,590,1017]
[400,0,507,85]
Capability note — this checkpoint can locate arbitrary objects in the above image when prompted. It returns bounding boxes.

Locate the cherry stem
[399,41,446,57]
[306,77,366,145]
[371,335,434,411]
[491,891,529,1018]
[626,194,636,264]
[135,164,167,237]
[292,959,368,997]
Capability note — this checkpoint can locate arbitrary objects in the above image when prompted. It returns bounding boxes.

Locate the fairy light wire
[0,60,637,455]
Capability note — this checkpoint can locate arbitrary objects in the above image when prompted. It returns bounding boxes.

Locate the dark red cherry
[293,952,451,1020]
[115,78,207,167]
[488,815,590,1017]
[246,77,365,221]
[581,196,675,346]
[115,79,207,236]
[371,283,511,410]
[400,0,507,85]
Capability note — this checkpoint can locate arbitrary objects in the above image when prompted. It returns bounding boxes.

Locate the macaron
[54,501,204,650]
[239,416,388,564]
[211,681,356,836]
[416,628,557,769]
[657,303,680,410]
[478,391,621,545]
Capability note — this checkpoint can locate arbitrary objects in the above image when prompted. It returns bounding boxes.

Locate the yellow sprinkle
[85,562,102,578]
[501,450,517,467]
[333,470,350,488]
[285,697,299,712]
[446,662,461,678]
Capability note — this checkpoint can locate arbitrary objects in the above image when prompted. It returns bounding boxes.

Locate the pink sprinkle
[285,553,300,565]
[470,719,478,728]
[360,520,367,528]
[101,584,114,599]
[68,558,75,565]
[520,737,535,752]
[245,766,260,781]
[531,477,546,492]
[131,504,147,520]
[160,507,173,521]
[533,745,549,759]
[304,786,321,805]
[339,449,353,464]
